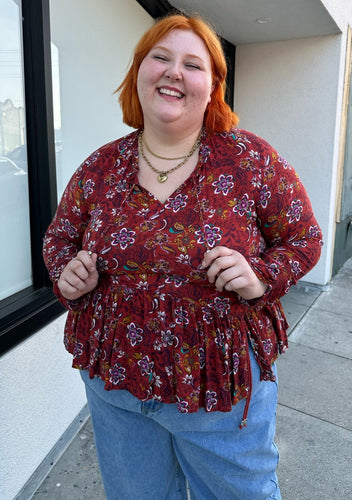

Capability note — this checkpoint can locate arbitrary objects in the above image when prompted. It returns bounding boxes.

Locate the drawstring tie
[239,346,252,429]
[191,156,255,430]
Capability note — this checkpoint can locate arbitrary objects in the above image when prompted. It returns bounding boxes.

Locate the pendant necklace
[138,131,201,183]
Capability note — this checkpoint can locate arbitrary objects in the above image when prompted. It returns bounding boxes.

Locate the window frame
[0,0,64,355]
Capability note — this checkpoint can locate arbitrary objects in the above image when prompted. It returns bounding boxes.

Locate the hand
[201,246,267,300]
[58,250,99,300]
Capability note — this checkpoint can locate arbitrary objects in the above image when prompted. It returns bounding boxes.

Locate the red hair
[116,14,238,133]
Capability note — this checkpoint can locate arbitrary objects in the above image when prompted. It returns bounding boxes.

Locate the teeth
[159,88,183,98]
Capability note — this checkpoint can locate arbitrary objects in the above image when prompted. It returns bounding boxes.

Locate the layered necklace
[138,131,201,183]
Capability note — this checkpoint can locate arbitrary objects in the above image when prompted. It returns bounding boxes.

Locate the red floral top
[43,129,322,420]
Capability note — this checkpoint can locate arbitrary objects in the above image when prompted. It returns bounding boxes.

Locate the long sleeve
[247,137,323,304]
[43,157,97,310]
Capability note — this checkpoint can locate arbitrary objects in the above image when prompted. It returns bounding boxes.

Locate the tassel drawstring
[239,346,252,429]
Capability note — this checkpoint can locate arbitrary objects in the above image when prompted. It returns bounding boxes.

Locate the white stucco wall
[234,34,342,285]
[50,0,153,196]
[321,0,352,30]
[0,2,152,499]
[0,313,80,499]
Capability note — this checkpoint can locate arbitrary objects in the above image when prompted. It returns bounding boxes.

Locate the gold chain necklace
[138,131,201,183]
[144,139,187,161]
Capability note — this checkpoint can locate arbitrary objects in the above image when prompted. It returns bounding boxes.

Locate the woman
[43,13,322,500]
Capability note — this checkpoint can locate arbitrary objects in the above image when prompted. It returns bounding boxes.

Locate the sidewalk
[30,258,352,500]
[276,256,352,499]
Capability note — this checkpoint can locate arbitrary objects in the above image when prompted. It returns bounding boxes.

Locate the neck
[142,122,203,158]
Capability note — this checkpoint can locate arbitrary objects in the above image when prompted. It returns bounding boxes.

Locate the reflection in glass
[51,42,63,196]
[0,0,32,300]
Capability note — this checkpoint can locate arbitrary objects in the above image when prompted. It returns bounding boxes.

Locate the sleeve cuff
[53,282,91,312]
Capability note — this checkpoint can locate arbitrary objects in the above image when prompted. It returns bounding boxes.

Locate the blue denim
[81,346,281,500]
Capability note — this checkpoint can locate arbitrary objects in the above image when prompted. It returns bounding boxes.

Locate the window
[0,0,63,354]
[0,1,31,301]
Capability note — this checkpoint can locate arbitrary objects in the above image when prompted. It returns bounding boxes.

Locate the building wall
[235,34,342,285]
[321,0,352,30]
[0,2,152,499]
[50,0,153,197]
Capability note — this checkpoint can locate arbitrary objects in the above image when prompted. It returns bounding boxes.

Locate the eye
[185,62,201,70]
[153,54,168,62]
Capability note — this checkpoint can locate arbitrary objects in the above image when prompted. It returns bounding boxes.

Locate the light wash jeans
[81,346,281,500]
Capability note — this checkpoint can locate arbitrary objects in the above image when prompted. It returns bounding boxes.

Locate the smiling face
[137,29,214,134]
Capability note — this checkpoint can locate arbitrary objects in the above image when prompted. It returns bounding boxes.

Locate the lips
[158,87,184,99]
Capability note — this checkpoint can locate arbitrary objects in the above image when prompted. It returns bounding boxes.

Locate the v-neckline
[133,166,200,207]
[130,131,206,206]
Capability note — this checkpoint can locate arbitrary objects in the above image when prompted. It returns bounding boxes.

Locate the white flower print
[109,364,126,385]
[176,254,191,265]
[251,176,261,188]
[212,297,230,318]
[258,185,271,209]
[126,322,143,346]
[262,339,273,354]
[138,355,154,376]
[232,194,255,217]
[165,194,188,213]
[91,219,103,232]
[249,149,260,160]
[287,199,303,223]
[232,353,239,374]
[182,374,194,385]
[157,310,166,321]
[176,397,189,413]
[195,224,222,248]
[83,179,95,199]
[205,390,217,411]
[174,307,189,326]
[212,174,234,195]
[153,374,162,387]
[289,259,301,275]
[60,218,79,238]
[136,281,148,290]
[111,227,136,249]
[165,366,174,377]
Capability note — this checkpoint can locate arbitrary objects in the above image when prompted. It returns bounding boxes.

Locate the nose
[165,62,182,81]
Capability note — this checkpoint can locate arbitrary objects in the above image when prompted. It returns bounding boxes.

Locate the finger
[64,271,90,292]
[86,253,98,274]
[58,275,84,299]
[222,274,247,292]
[71,252,98,278]
[76,250,98,273]
[59,287,86,301]
[201,246,233,268]
[206,255,238,283]
[214,267,243,291]
[67,259,90,281]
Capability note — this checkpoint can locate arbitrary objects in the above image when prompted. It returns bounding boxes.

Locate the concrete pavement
[26,257,352,500]
[277,257,352,499]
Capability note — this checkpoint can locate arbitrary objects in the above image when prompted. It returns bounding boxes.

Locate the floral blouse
[43,128,322,423]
